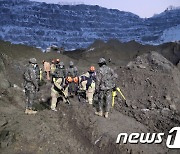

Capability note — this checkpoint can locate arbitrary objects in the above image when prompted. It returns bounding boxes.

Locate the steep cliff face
[0,0,180,49]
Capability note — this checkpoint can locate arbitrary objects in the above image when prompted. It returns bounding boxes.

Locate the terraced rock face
[0,0,180,49]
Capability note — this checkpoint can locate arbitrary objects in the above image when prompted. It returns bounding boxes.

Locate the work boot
[104,112,109,118]
[51,108,57,112]
[25,109,30,114]
[26,109,37,115]
[95,111,103,117]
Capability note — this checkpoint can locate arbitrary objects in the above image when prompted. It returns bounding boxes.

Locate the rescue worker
[53,61,66,82]
[43,60,51,81]
[74,75,95,104]
[50,76,72,111]
[34,63,40,85]
[23,58,39,115]
[83,66,96,81]
[66,61,78,96]
[56,59,60,68]
[95,58,118,118]
[50,60,56,75]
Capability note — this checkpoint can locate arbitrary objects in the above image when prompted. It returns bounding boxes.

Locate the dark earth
[0,40,180,154]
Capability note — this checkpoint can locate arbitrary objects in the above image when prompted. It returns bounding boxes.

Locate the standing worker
[56,59,60,68]
[83,66,97,81]
[74,75,95,104]
[23,58,39,115]
[66,61,78,96]
[43,60,51,81]
[53,61,66,82]
[95,58,117,118]
[50,60,56,75]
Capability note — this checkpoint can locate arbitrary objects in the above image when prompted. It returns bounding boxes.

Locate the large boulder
[0,54,10,91]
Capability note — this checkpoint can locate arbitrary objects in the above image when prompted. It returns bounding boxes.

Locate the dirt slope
[0,40,180,154]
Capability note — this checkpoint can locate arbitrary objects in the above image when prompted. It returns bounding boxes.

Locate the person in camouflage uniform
[23,58,39,115]
[66,61,78,96]
[53,61,66,83]
[95,58,118,118]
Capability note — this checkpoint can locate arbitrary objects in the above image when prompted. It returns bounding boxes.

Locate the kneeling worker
[51,76,72,111]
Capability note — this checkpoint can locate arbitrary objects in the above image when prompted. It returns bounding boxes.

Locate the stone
[0,118,8,127]
[0,73,10,90]
[125,99,131,107]
[138,64,146,69]
[131,105,137,109]
[164,95,171,101]
[169,104,177,111]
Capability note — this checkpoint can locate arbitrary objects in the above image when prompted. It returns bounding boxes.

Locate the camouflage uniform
[51,77,69,111]
[24,63,38,110]
[66,63,78,95]
[53,62,66,82]
[96,61,117,117]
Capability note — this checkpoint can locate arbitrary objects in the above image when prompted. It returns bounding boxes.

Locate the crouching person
[74,75,95,104]
[50,76,72,111]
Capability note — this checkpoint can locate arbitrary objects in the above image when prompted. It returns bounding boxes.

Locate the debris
[164,95,171,101]
[169,104,177,111]
[94,136,102,145]
[141,109,150,112]
[138,64,146,69]
[0,118,8,127]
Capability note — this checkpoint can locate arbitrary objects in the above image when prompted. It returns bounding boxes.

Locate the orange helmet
[73,77,79,83]
[66,76,73,83]
[56,59,60,62]
[90,66,95,72]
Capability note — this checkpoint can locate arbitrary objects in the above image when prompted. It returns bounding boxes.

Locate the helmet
[52,60,55,63]
[29,58,37,64]
[56,59,60,62]
[98,58,106,64]
[90,66,95,72]
[73,77,79,83]
[59,61,64,66]
[69,61,74,66]
[66,76,73,83]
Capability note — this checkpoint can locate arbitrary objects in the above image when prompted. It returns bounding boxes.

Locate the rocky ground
[0,40,180,154]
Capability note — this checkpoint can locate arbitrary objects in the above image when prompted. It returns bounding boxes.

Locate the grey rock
[151,102,156,109]
[0,118,8,127]
[169,104,177,111]
[138,64,146,69]
[164,95,171,101]
[125,99,131,107]
[161,108,171,116]
[0,73,10,90]
[131,105,137,109]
